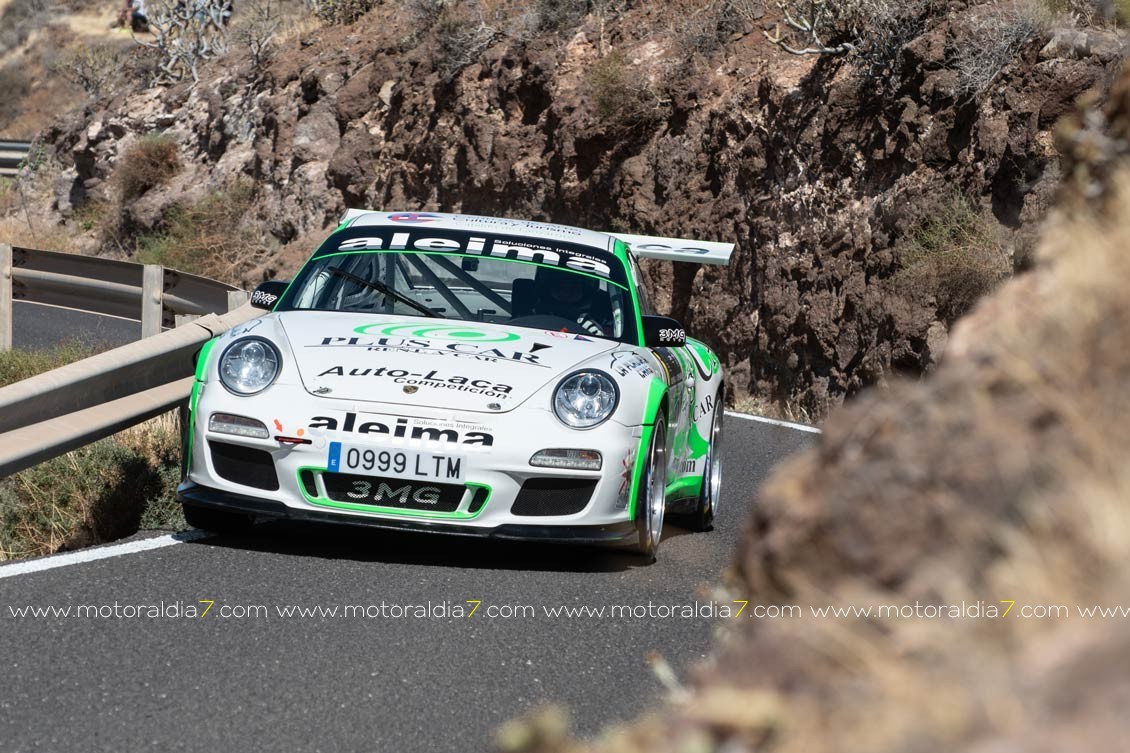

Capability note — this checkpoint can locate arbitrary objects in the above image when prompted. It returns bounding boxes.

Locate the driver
[534,268,612,336]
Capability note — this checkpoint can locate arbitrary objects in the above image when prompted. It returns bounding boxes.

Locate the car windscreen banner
[312,227,630,289]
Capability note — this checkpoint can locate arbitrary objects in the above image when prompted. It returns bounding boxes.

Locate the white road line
[724,410,823,434]
[0,531,207,580]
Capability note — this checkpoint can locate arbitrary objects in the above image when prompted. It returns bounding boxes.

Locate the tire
[183,503,253,535]
[690,396,724,532]
[632,415,667,561]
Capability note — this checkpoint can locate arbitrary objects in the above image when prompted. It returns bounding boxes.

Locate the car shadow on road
[184,519,696,573]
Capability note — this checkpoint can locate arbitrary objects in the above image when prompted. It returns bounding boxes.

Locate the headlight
[219,337,281,395]
[553,370,619,429]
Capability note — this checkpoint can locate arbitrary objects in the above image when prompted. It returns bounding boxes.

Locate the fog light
[529,449,602,471]
[208,413,270,439]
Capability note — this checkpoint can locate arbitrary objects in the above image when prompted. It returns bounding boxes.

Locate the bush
[0,419,183,560]
[113,134,181,201]
[951,3,1042,98]
[313,0,378,25]
[136,183,264,283]
[433,3,499,80]
[671,0,752,63]
[1040,0,1125,25]
[0,63,31,126]
[588,49,667,128]
[0,0,52,55]
[0,341,97,388]
[0,346,183,561]
[894,194,1012,323]
[50,43,125,100]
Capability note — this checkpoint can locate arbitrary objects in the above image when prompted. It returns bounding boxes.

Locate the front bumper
[177,482,638,544]
[184,381,646,545]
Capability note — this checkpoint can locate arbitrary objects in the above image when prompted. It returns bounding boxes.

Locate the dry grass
[113,134,181,202]
[0,347,185,561]
[588,49,668,128]
[729,391,815,425]
[893,192,1012,324]
[136,183,266,284]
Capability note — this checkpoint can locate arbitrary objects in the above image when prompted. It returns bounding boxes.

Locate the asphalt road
[12,301,140,351]
[0,416,816,752]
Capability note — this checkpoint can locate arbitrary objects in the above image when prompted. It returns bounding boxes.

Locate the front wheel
[632,416,667,561]
[690,397,723,532]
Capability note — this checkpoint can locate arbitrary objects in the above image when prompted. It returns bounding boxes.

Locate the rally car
[177,211,732,559]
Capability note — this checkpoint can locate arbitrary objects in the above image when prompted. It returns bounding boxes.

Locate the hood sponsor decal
[311,335,551,367]
[228,319,264,338]
[359,322,521,343]
[308,412,494,448]
[610,351,656,379]
[316,366,514,400]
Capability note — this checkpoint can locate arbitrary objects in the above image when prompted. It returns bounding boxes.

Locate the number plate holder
[327,442,466,483]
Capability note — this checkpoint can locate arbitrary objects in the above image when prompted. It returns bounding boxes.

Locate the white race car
[177,211,732,559]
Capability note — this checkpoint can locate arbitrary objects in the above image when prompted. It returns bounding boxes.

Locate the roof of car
[340,210,617,254]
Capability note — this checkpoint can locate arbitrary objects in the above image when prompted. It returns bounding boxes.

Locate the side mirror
[642,315,687,348]
[250,280,289,310]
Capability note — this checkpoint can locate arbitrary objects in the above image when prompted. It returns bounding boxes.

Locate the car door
[627,253,697,481]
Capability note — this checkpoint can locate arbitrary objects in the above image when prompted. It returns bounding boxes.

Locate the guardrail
[0,242,263,477]
[0,306,262,477]
[0,140,31,177]
[0,243,248,349]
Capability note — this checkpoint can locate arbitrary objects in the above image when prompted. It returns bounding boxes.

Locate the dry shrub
[588,49,667,128]
[113,134,181,202]
[894,193,1011,323]
[433,2,500,80]
[50,43,125,100]
[137,183,266,283]
[0,346,184,561]
[670,0,754,64]
[0,0,52,55]
[0,63,32,125]
[0,416,183,560]
[312,0,378,25]
[950,2,1043,98]
[1040,0,1126,25]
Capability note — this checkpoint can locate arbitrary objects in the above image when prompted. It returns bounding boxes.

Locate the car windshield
[277,227,638,343]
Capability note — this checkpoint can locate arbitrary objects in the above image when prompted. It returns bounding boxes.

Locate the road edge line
[0,531,207,580]
[724,410,823,434]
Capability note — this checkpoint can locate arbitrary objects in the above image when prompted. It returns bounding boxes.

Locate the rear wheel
[183,504,253,535]
[632,416,667,561]
[690,398,724,532]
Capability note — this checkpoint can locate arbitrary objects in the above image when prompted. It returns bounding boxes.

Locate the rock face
[39,4,1126,415]
[477,62,1130,753]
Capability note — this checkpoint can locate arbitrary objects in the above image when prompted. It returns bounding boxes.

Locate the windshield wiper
[326,266,444,319]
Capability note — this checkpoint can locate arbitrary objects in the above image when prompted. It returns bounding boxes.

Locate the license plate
[327,442,465,482]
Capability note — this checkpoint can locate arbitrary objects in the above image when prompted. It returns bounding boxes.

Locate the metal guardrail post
[0,243,11,352]
[141,264,164,338]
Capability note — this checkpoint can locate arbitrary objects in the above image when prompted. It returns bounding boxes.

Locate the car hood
[278,312,619,413]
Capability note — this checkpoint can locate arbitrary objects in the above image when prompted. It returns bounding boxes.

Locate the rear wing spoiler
[611,233,734,266]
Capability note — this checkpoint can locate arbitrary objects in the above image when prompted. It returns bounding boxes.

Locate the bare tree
[134,0,234,83]
[232,0,279,72]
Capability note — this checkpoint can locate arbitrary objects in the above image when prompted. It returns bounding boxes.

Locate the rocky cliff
[489,56,1130,753]
[36,1,1127,415]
